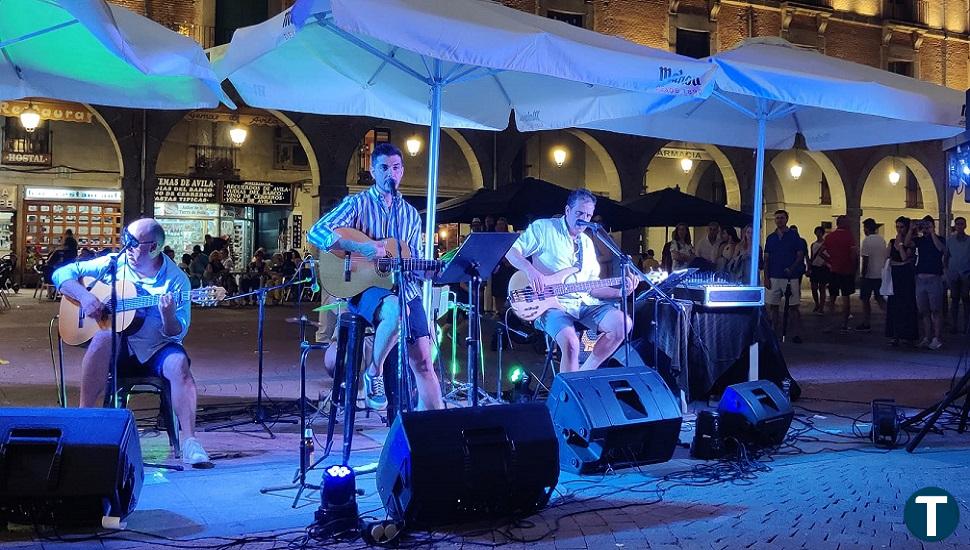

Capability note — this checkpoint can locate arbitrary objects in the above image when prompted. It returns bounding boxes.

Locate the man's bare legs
[368,296,400,377]
[408,336,443,410]
[79,330,115,407]
[554,327,581,373]
[161,352,199,440]
[581,309,632,371]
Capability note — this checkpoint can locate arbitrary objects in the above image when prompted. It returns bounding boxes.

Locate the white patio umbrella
[579,38,966,285]
[0,0,232,108]
[213,0,716,312]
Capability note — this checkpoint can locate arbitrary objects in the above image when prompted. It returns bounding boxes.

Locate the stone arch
[645,142,740,209]
[859,149,941,234]
[267,109,320,221]
[83,104,124,187]
[442,128,484,189]
[684,144,741,209]
[564,129,621,199]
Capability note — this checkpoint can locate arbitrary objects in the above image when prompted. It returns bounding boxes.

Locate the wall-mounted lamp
[406,136,422,157]
[888,157,900,186]
[229,124,248,145]
[790,162,803,180]
[19,104,40,132]
[552,147,567,168]
[680,157,693,174]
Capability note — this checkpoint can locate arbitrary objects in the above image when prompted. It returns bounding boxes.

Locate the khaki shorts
[765,278,801,306]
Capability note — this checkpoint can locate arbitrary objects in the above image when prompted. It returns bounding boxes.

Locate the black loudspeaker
[376,403,559,527]
[717,381,794,447]
[546,367,682,474]
[0,408,143,526]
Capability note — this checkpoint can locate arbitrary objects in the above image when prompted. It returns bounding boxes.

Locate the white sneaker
[928,338,943,351]
[181,437,211,466]
[363,372,388,411]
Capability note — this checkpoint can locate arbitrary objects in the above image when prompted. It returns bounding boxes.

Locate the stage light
[20,104,40,132]
[680,157,693,173]
[789,162,803,180]
[229,124,248,145]
[509,366,525,383]
[552,147,567,167]
[406,136,422,157]
[871,399,899,448]
[509,367,531,402]
[315,464,359,537]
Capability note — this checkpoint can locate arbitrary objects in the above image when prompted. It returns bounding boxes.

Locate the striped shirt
[307,186,424,302]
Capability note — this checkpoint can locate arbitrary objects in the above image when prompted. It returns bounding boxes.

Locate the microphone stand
[585,223,681,368]
[388,194,412,425]
[107,236,138,410]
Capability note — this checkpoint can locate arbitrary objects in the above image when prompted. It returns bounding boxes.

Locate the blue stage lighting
[314,464,359,536]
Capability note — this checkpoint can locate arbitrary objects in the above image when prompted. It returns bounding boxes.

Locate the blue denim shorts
[118,341,190,377]
[350,287,431,342]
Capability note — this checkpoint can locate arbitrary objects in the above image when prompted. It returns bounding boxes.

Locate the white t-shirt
[860,234,887,279]
[694,236,720,264]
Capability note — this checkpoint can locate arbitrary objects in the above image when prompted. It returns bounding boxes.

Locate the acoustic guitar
[508,267,666,321]
[59,277,225,346]
[317,227,444,299]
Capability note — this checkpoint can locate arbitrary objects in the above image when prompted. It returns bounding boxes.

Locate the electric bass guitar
[508,267,666,321]
[58,277,226,346]
[317,227,445,299]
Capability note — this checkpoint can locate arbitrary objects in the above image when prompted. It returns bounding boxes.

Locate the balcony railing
[190,145,238,178]
[164,22,219,49]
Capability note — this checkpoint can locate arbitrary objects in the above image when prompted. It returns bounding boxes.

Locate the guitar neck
[549,276,627,296]
[375,258,443,271]
[111,291,191,313]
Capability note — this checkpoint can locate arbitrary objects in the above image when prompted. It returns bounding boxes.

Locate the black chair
[104,372,181,457]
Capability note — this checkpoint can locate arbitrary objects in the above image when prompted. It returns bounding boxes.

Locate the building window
[888,60,914,77]
[885,0,919,22]
[2,117,51,167]
[546,9,584,27]
[215,0,269,47]
[676,29,711,59]
[819,177,832,206]
[905,177,923,209]
[274,128,309,171]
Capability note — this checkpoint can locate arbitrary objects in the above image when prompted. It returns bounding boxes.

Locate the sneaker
[855,324,871,332]
[363,372,388,411]
[928,338,943,351]
[918,337,931,349]
[181,437,211,466]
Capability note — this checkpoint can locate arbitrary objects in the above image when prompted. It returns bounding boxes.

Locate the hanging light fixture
[680,157,693,173]
[552,147,567,167]
[19,103,41,132]
[406,136,422,157]
[888,157,900,185]
[790,132,807,180]
[229,124,248,145]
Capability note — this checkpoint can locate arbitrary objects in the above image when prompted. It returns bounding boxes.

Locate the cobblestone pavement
[0,291,968,549]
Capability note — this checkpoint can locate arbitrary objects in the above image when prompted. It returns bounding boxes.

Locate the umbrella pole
[748,106,767,287]
[422,71,443,336]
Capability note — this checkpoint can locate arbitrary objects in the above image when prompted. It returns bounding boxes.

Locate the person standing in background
[857,218,887,332]
[909,215,945,350]
[808,226,830,315]
[821,215,858,333]
[944,216,970,334]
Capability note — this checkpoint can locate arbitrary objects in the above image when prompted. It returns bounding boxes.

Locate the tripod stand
[206,278,300,437]
[900,342,970,453]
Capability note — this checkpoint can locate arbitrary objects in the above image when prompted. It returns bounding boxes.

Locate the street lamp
[680,157,693,173]
[790,131,807,180]
[406,136,422,157]
[19,104,40,132]
[552,147,567,167]
[229,124,248,145]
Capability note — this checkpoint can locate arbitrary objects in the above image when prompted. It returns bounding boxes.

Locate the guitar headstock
[191,286,227,307]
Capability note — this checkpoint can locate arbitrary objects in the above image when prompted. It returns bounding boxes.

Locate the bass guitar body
[318,227,409,299]
[507,267,580,322]
[59,277,139,346]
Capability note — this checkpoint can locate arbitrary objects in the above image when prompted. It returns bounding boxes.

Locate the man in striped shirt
[307,143,443,411]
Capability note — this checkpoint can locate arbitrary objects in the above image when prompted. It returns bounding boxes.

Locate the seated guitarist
[505,189,635,373]
[52,219,209,466]
[307,143,443,411]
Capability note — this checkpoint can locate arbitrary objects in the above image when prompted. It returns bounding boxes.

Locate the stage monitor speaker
[717,381,794,447]
[0,408,143,526]
[376,403,559,528]
[546,367,682,475]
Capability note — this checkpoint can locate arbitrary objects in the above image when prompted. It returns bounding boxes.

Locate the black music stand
[435,232,519,406]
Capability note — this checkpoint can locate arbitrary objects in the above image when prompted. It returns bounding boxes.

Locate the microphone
[308,256,321,294]
[575,220,601,230]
